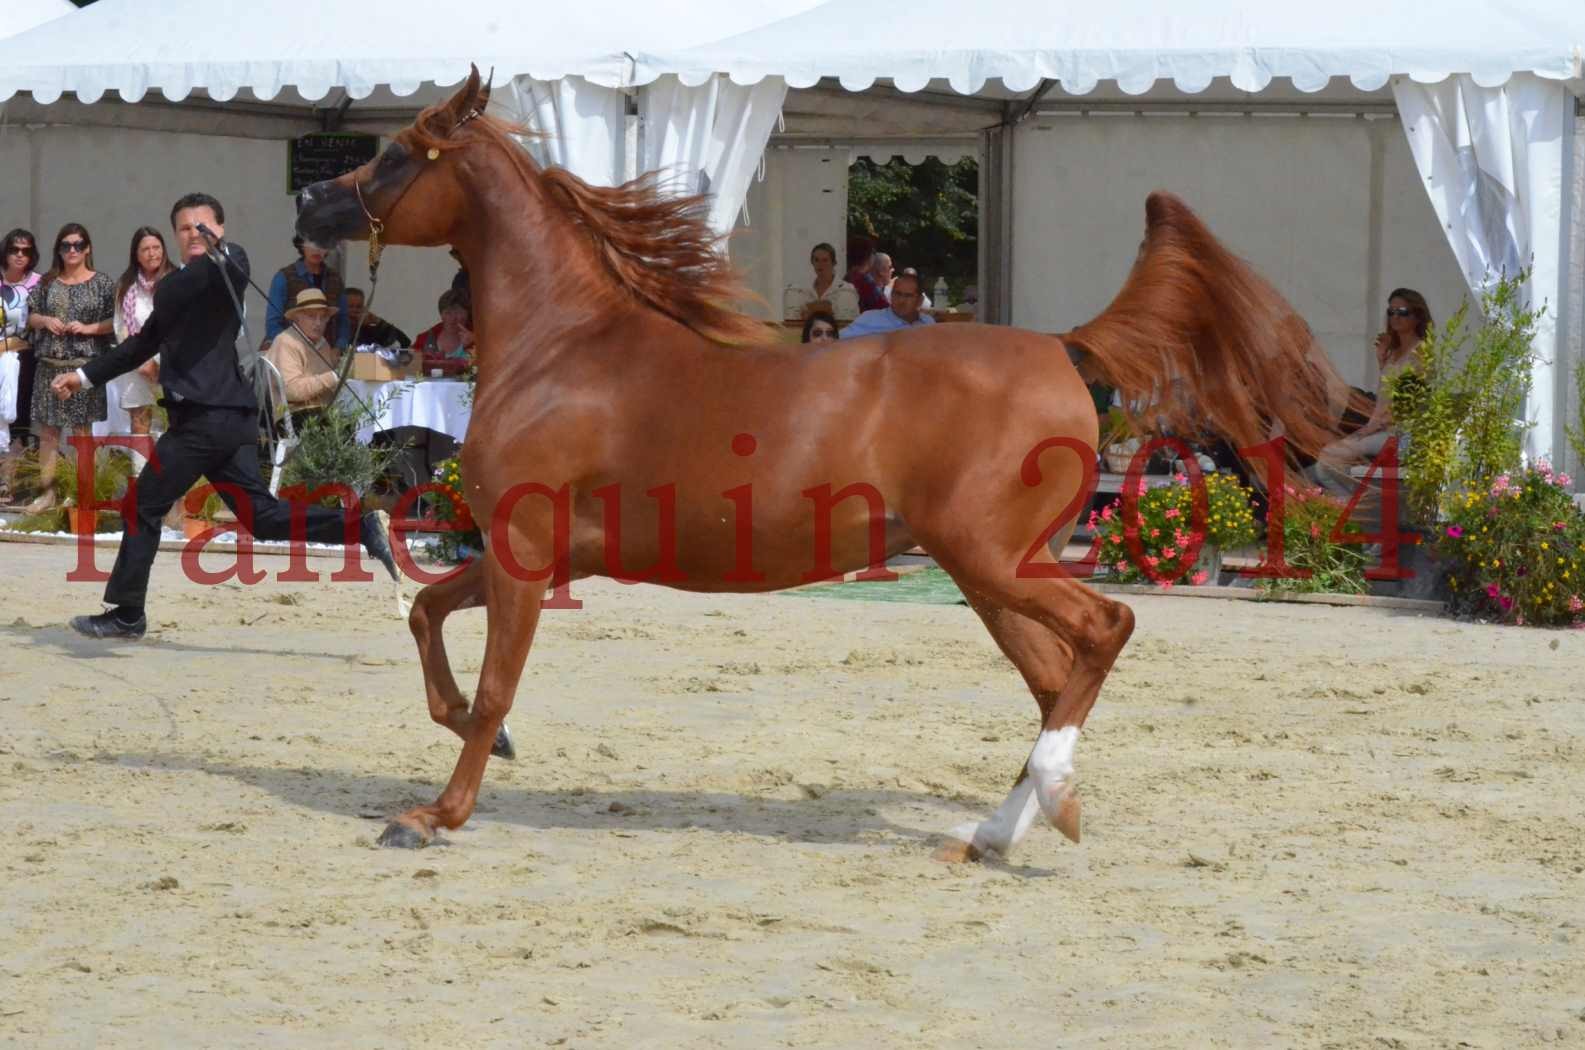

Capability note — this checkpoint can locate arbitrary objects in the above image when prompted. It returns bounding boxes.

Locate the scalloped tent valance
[0,0,1580,106]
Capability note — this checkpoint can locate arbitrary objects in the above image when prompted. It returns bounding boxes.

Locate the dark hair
[169,192,225,228]
[801,311,838,343]
[891,272,923,295]
[1385,287,1432,346]
[345,286,366,299]
[2,228,39,273]
[437,288,469,317]
[114,226,174,314]
[846,236,875,271]
[40,222,94,293]
[809,242,837,266]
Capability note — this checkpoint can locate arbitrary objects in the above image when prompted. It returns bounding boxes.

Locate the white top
[1,271,40,338]
[784,278,859,321]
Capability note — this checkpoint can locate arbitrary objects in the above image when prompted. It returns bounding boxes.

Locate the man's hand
[51,371,83,400]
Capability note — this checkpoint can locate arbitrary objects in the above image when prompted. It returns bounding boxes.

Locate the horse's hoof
[492,724,516,760]
[1054,790,1081,844]
[377,820,430,849]
[932,839,983,864]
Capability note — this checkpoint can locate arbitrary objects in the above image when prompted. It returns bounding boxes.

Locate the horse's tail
[1061,191,1358,471]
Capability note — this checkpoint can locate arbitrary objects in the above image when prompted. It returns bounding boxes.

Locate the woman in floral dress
[25,223,115,513]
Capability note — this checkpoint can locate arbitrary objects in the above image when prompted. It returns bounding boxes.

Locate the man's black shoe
[360,510,399,582]
[70,610,147,640]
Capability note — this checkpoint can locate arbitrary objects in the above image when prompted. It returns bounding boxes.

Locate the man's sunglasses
[1385,307,1414,318]
[60,240,89,252]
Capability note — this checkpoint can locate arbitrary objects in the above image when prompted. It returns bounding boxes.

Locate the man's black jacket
[85,243,255,411]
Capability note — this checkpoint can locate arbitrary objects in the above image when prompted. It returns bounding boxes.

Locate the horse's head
[295,66,493,249]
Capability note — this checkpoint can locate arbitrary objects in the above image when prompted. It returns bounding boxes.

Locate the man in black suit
[51,191,398,640]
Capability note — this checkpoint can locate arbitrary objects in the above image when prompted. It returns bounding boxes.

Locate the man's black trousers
[104,402,353,609]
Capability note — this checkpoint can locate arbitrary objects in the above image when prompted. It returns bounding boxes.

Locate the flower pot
[1102,439,1141,474]
[1191,546,1222,586]
[1397,529,1447,602]
[182,515,211,541]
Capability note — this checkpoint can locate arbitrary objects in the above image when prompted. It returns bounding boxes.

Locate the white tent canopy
[3,0,75,43]
[0,0,1581,462]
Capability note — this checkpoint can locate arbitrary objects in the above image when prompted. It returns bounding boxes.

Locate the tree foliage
[847,156,978,298]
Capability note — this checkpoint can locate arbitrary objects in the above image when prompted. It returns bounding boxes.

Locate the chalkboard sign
[288,132,379,193]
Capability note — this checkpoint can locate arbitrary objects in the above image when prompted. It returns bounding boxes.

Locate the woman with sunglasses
[1,229,42,473]
[1311,287,1432,497]
[24,224,116,513]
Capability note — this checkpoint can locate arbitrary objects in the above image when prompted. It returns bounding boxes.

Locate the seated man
[839,272,936,340]
[264,288,340,432]
[344,286,410,348]
[413,289,474,375]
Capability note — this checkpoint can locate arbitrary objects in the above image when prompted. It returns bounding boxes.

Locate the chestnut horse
[296,68,1345,857]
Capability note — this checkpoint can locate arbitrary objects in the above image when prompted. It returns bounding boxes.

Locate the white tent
[1,0,1582,463]
[3,0,75,43]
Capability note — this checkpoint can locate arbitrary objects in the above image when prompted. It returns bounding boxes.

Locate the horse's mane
[411,104,770,348]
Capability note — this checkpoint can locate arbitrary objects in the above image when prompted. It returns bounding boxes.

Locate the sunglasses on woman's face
[60,240,88,252]
[6,245,31,256]
[1386,307,1413,318]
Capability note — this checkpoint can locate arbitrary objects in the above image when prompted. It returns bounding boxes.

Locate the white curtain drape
[639,74,788,237]
[1392,73,1569,463]
[495,75,628,188]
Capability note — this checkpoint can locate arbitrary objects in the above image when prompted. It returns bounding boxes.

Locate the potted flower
[1089,471,1259,586]
[1256,483,1370,597]
[1438,463,1585,626]
[429,451,481,564]
[1098,407,1139,473]
[180,482,228,541]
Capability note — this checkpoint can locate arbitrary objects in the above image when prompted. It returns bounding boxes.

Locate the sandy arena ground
[1,539,1583,1049]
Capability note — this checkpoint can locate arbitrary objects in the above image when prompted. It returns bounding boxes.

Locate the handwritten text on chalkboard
[288,133,380,194]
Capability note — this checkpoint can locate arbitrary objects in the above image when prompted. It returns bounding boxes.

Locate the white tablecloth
[342,379,472,445]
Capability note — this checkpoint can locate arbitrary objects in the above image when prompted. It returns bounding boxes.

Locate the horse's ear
[445,65,484,124]
[478,67,494,110]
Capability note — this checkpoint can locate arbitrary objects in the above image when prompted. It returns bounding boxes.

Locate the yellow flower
[1541,542,1549,550]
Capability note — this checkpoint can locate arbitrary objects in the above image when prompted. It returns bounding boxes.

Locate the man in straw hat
[51,191,398,640]
[266,287,342,432]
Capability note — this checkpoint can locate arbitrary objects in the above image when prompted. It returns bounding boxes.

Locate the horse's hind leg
[381,550,546,848]
[927,547,1134,857]
[932,586,1077,862]
[408,557,515,760]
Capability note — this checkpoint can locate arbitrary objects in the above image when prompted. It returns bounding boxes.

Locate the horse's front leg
[380,546,546,848]
[407,558,516,759]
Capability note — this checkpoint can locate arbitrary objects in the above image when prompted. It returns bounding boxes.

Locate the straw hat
[284,287,337,320]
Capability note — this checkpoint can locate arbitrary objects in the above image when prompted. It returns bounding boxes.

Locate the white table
[341,379,472,445]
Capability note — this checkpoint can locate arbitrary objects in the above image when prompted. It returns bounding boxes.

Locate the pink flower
[1309,523,1322,539]
[1486,583,1502,599]
[1191,571,1209,586]
[1164,508,1181,520]
[1558,473,1572,487]
[1491,474,1511,496]
[1143,555,1159,567]
[1162,547,1178,560]
[1445,525,1464,538]
[1150,528,1161,539]
[1569,596,1584,613]
[1536,459,1553,476]
[1555,521,1568,533]
[1100,505,1114,521]
[1174,473,1188,484]
[1499,596,1514,612]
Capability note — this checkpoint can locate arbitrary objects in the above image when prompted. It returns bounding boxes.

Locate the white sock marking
[1028,726,1079,824]
[949,776,1040,856]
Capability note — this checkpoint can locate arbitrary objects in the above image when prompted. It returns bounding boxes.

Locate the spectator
[265,235,348,347]
[24,223,115,513]
[414,289,475,375]
[1,228,42,466]
[899,266,933,309]
[871,251,895,301]
[801,313,838,344]
[344,287,411,347]
[783,242,859,322]
[845,237,889,312]
[264,288,341,431]
[1310,287,1432,497]
[111,226,175,475]
[839,272,936,340]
